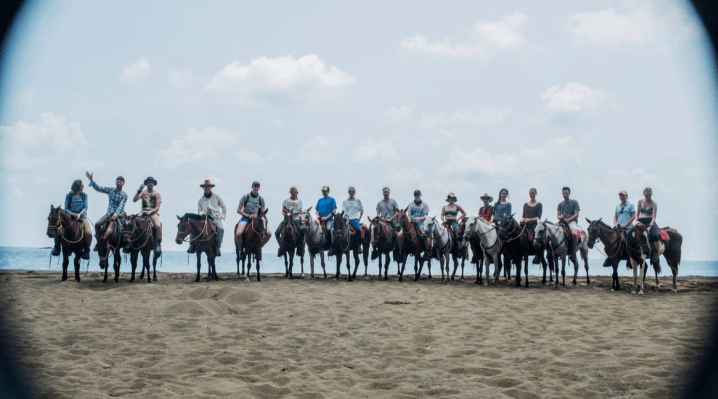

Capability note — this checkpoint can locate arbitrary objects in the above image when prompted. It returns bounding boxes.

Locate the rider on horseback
[275,186,304,257]
[557,186,581,253]
[316,185,337,256]
[372,187,401,259]
[236,181,272,261]
[86,172,127,251]
[132,176,162,254]
[478,193,494,221]
[52,179,93,259]
[407,189,431,260]
[637,187,662,266]
[440,192,466,249]
[521,188,543,264]
[602,190,636,267]
[342,187,364,254]
[191,179,226,256]
[491,189,511,226]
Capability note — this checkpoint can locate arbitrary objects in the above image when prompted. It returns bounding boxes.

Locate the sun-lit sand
[1,270,716,399]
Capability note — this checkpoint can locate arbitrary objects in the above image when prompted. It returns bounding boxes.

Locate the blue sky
[1,0,717,259]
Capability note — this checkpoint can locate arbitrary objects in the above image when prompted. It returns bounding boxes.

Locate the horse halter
[49,209,84,244]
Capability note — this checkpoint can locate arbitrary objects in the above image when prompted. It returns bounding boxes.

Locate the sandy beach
[1,270,717,399]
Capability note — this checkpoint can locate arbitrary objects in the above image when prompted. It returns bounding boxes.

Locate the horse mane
[598,220,613,230]
[183,213,207,221]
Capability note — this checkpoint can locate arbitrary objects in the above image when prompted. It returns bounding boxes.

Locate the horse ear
[597,217,602,223]
[367,216,372,223]
[307,206,312,212]
[177,215,181,220]
[585,217,591,224]
[510,213,515,218]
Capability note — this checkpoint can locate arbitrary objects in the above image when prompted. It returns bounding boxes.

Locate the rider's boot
[371,248,378,260]
[356,243,362,254]
[603,257,613,267]
[277,243,283,257]
[81,239,90,260]
[187,242,196,254]
[51,236,61,256]
[297,239,305,257]
[533,255,542,264]
[650,251,659,266]
[155,239,162,255]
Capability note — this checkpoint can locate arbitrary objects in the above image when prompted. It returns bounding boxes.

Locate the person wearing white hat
[441,192,466,250]
[191,179,226,256]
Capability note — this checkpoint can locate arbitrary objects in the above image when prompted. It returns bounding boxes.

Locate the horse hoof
[114,278,119,283]
[61,277,68,282]
[147,279,152,284]
[245,278,250,282]
[153,277,157,282]
[194,278,200,282]
[631,290,636,295]
[639,291,644,295]
[102,279,107,283]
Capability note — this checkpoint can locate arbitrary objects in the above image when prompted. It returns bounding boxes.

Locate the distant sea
[1,247,717,277]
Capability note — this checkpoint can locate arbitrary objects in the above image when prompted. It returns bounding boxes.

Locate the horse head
[463,216,478,241]
[628,224,651,260]
[457,216,468,242]
[47,205,61,238]
[332,211,346,240]
[297,206,312,235]
[122,215,136,248]
[421,216,436,239]
[255,208,267,237]
[585,217,601,249]
[175,214,191,245]
[497,215,516,241]
[533,220,547,251]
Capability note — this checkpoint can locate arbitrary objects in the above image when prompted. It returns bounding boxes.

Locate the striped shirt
[89,181,127,216]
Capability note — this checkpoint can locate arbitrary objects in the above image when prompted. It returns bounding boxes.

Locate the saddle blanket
[659,230,669,242]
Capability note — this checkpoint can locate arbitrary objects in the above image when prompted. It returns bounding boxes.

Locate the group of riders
[51,172,666,271]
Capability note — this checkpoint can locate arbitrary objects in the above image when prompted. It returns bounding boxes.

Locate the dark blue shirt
[64,192,88,219]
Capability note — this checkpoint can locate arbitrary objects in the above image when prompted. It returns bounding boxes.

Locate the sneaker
[532,256,541,265]
[357,246,362,254]
[187,244,196,254]
[215,247,221,257]
[328,247,335,256]
[371,249,378,260]
[51,246,61,257]
[277,247,283,257]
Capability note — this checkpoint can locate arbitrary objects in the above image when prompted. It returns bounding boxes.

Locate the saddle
[349,223,366,240]
[444,222,457,242]
[658,229,670,243]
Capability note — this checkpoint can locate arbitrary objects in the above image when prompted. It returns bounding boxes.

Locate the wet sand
[0,270,716,399]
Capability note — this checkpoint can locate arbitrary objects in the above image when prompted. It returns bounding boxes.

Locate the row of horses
[47,204,683,295]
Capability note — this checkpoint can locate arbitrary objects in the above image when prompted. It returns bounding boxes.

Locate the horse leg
[283,252,288,278]
[288,249,295,279]
[114,249,121,282]
[320,251,327,279]
[612,263,619,292]
[514,257,521,287]
[670,262,678,293]
[347,251,354,282]
[74,253,81,282]
[256,256,261,282]
[195,253,202,282]
[103,256,109,282]
[61,248,69,281]
[630,258,639,294]
[399,252,409,282]
[638,259,646,295]
[571,253,579,286]
[524,255,529,288]
[143,250,151,283]
[335,251,342,280]
[583,249,590,286]
[351,249,359,280]
[476,258,483,285]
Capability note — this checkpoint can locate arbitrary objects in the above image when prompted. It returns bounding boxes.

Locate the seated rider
[276,186,304,257]
[491,188,511,226]
[315,186,337,256]
[520,188,543,264]
[636,187,661,265]
[603,189,636,267]
[440,192,466,249]
[342,186,364,254]
[191,179,226,256]
[132,176,163,254]
[478,193,494,222]
[372,187,401,259]
[86,172,127,249]
[52,179,92,259]
[556,186,580,253]
[236,181,272,261]
[407,189,431,260]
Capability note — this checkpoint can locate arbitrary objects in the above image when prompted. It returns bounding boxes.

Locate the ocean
[1,247,716,277]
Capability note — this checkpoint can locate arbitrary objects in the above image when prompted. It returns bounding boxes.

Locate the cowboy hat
[446,192,457,202]
[144,176,158,185]
[200,179,215,188]
[479,193,493,201]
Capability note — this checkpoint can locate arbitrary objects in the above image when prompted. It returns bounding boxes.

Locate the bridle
[589,222,625,259]
[332,217,351,252]
[498,219,525,243]
[179,216,216,243]
[124,216,153,251]
[48,209,85,245]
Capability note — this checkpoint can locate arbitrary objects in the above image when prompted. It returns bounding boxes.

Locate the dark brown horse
[497,216,548,288]
[395,209,426,282]
[649,227,683,292]
[330,211,353,281]
[123,215,159,283]
[348,221,370,280]
[175,213,218,282]
[625,224,653,295]
[586,218,627,291]
[368,216,396,280]
[46,205,85,282]
[236,208,267,282]
[279,210,302,279]
[96,217,124,283]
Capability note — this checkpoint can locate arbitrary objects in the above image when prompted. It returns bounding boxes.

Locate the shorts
[241,216,250,223]
[446,219,459,233]
[349,219,360,231]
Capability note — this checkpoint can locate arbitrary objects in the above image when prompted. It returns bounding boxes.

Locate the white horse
[532,220,589,288]
[297,206,328,279]
[421,216,455,282]
[462,216,503,286]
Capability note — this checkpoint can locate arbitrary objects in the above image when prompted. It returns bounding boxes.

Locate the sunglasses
[349,191,355,193]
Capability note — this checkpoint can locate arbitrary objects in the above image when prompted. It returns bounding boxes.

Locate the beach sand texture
[1,270,716,399]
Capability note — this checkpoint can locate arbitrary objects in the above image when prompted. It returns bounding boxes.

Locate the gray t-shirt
[342,199,364,220]
[377,199,400,219]
[282,198,303,222]
[240,193,266,215]
[408,201,429,222]
[557,199,580,219]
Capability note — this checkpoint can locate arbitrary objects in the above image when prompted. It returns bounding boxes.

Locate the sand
[0,270,717,399]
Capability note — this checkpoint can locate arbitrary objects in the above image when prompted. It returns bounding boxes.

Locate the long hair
[71,179,82,193]
[495,188,508,208]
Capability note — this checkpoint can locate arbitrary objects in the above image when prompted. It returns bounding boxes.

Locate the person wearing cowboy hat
[603,189,636,267]
[132,176,163,254]
[441,192,466,250]
[478,193,494,222]
[236,181,271,261]
[275,185,304,257]
[190,179,227,256]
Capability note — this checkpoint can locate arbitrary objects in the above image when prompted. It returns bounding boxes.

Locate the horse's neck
[59,212,80,236]
[599,224,619,242]
[189,219,209,236]
[546,224,564,245]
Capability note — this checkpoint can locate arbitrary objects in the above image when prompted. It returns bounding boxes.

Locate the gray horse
[297,207,328,279]
[532,220,589,288]
[421,216,456,282]
[462,216,503,286]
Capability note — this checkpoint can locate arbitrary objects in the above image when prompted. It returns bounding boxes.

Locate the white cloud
[206,54,355,101]
[0,112,88,171]
[383,105,414,121]
[449,107,513,126]
[294,135,334,164]
[419,112,446,129]
[120,56,151,82]
[158,127,237,168]
[353,139,399,162]
[236,149,280,163]
[167,69,193,87]
[442,136,583,178]
[400,13,530,59]
[542,82,609,114]
[385,167,424,186]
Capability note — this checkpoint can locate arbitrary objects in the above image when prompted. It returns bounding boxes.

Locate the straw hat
[479,193,493,201]
[200,179,215,188]
[446,192,457,202]
[321,185,330,192]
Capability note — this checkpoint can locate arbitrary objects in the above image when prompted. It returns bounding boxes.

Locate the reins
[50,210,85,244]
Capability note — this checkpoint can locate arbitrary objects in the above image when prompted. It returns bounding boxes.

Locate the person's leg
[275,221,286,256]
[94,215,108,250]
[82,218,92,259]
[236,221,248,251]
[350,220,362,253]
[569,222,578,254]
[151,213,162,253]
[326,218,334,256]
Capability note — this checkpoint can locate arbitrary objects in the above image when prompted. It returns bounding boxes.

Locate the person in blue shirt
[604,190,636,267]
[52,179,92,259]
[315,185,337,256]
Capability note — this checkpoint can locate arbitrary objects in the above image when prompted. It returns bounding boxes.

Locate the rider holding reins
[316,185,337,256]
[275,186,304,257]
[236,181,272,261]
[557,186,581,253]
[407,189,431,260]
[372,187,401,259]
[86,172,127,251]
[342,187,364,254]
[132,176,162,254]
[52,179,93,259]
[192,179,226,256]
[440,192,466,249]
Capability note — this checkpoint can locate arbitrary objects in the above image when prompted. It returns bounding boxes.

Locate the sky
[1,0,717,259]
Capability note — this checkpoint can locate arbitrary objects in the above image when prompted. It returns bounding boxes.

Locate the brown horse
[96,216,124,283]
[395,209,426,282]
[279,210,302,279]
[625,224,653,295]
[330,211,353,281]
[236,208,268,282]
[349,222,370,280]
[123,215,159,283]
[497,216,548,288]
[586,218,627,291]
[46,205,85,282]
[368,216,396,280]
[649,227,683,292]
[175,213,218,282]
